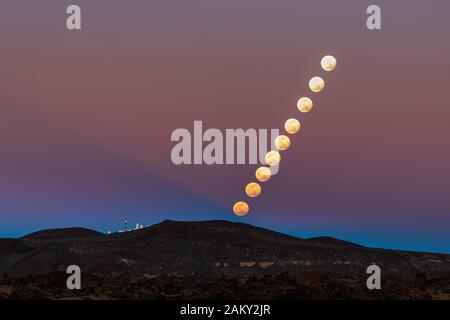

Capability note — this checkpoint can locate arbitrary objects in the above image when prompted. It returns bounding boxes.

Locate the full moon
[275,135,291,151]
[255,166,272,182]
[309,76,325,93]
[297,97,313,113]
[265,151,281,166]
[284,118,300,134]
[321,55,337,71]
[233,201,249,216]
[245,182,262,198]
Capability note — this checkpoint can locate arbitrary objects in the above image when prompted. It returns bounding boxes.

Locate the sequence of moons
[255,166,272,182]
[265,151,281,167]
[284,118,301,134]
[274,135,291,151]
[233,201,250,216]
[297,97,313,113]
[233,54,337,217]
[245,182,262,198]
[309,76,325,93]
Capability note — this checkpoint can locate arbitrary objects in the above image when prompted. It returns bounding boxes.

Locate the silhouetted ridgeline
[1,220,449,280]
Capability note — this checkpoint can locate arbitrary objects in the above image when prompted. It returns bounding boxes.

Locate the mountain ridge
[1,219,449,281]
[22,227,103,240]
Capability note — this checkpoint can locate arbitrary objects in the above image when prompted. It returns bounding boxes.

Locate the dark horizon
[6,218,450,256]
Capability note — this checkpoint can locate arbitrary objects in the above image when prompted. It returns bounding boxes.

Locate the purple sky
[1,0,449,253]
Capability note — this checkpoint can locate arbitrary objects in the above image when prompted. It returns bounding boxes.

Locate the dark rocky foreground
[1,271,450,300]
[1,220,450,300]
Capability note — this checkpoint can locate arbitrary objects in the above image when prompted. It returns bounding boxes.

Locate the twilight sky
[1,0,449,253]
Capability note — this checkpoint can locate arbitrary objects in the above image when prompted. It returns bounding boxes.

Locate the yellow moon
[265,151,281,166]
[233,201,249,216]
[245,182,262,198]
[255,166,272,182]
[284,118,300,134]
[321,55,337,71]
[297,97,313,113]
[309,76,325,93]
[275,135,291,151]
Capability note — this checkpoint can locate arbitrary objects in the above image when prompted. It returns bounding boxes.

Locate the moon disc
[245,182,262,198]
[321,55,337,71]
[255,167,272,182]
[284,118,300,134]
[275,135,291,151]
[297,97,313,113]
[309,77,325,93]
[265,151,281,166]
[233,201,249,216]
